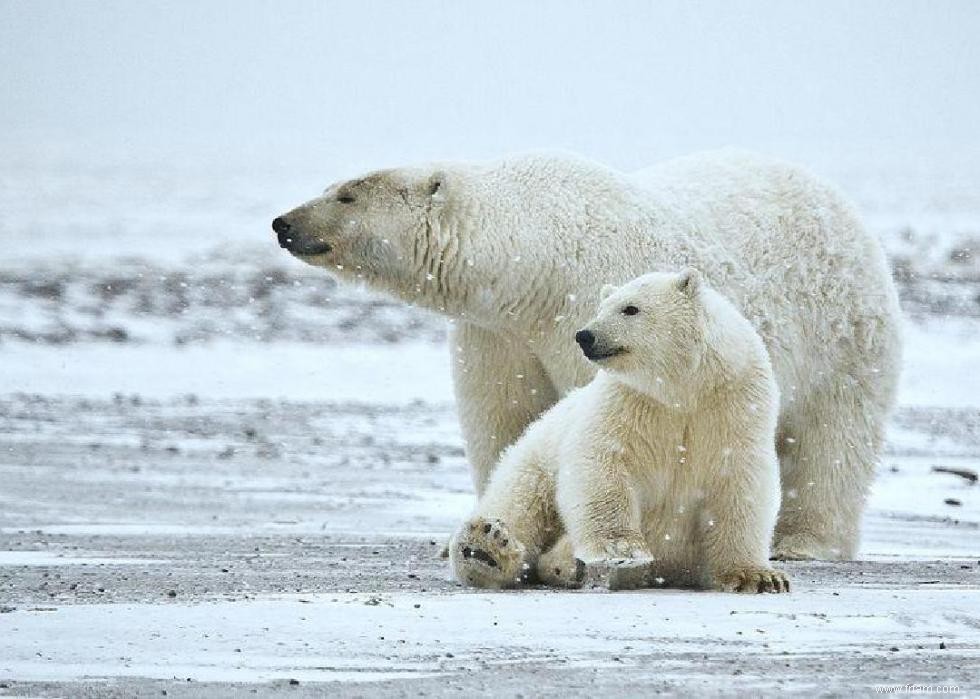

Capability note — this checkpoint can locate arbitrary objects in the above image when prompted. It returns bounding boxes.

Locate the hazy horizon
[2,0,979,172]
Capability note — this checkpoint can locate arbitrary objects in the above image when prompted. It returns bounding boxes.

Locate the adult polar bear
[273,149,902,561]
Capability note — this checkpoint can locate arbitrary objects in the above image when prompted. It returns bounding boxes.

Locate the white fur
[278,148,903,561]
[448,271,788,592]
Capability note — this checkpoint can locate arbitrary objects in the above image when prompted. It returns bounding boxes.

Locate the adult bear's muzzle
[272,216,292,248]
[271,215,332,255]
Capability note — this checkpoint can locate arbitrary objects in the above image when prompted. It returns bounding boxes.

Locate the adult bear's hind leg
[773,380,891,561]
[450,322,558,495]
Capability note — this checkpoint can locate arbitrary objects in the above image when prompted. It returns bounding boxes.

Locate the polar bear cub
[449,269,789,592]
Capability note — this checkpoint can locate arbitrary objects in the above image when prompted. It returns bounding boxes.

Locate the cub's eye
[337,194,356,204]
[622,305,640,316]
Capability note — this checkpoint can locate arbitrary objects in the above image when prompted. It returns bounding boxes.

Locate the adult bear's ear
[676,268,702,297]
[600,283,617,300]
[427,171,447,203]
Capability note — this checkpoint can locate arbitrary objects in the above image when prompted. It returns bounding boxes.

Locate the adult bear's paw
[715,566,790,593]
[771,532,844,561]
[449,517,531,589]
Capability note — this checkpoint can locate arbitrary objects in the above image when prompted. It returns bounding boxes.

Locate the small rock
[944,498,962,507]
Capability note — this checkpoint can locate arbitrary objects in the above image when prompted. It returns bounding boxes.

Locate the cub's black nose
[575,329,595,351]
[272,216,292,248]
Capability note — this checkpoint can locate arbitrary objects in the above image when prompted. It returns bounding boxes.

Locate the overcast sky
[1,0,978,170]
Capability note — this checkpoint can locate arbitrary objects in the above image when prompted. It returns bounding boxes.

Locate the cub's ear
[427,171,447,203]
[600,283,618,301]
[676,267,702,297]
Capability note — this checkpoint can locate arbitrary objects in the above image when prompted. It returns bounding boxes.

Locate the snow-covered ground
[1,147,978,695]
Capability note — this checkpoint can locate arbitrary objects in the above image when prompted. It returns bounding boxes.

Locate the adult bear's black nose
[575,329,595,351]
[272,216,292,248]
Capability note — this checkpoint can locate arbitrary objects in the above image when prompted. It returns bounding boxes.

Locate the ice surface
[0,552,167,566]
[3,588,977,685]
[0,341,453,403]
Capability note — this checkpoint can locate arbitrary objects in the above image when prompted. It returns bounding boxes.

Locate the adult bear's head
[272,165,470,306]
[273,153,621,323]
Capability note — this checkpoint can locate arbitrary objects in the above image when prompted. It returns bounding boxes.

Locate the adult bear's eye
[337,194,356,204]
[622,305,640,316]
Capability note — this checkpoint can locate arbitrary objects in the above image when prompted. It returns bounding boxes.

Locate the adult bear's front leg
[450,322,558,495]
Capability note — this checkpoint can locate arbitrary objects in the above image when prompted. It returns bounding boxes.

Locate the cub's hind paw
[449,517,530,589]
[537,557,586,589]
[585,557,658,591]
[715,566,790,593]
[536,536,585,589]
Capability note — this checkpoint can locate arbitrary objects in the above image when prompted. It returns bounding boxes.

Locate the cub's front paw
[715,566,790,593]
[449,517,530,589]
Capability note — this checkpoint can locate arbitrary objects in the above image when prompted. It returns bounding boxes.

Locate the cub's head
[575,269,707,391]
[271,167,449,291]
